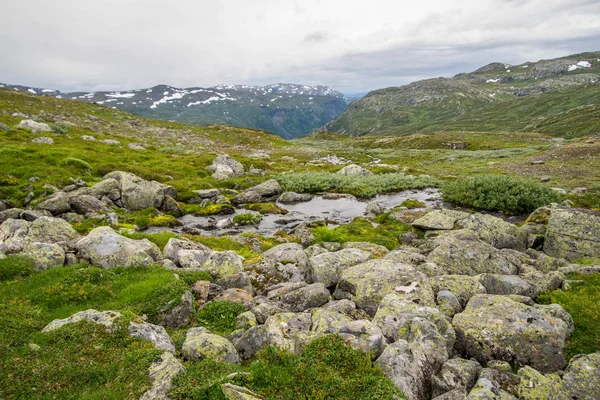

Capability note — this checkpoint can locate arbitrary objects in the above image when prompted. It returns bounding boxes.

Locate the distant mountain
[0,82,347,139]
[322,51,600,137]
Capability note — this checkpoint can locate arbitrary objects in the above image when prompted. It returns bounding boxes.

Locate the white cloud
[0,0,599,93]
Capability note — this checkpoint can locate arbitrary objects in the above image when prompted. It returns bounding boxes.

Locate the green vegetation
[278,172,440,198]
[537,273,600,361]
[59,156,92,170]
[121,231,179,251]
[0,255,35,281]
[441,174,561,214]
[195,301,247,336]
[182,203,235,216]
[313,217,415,250]
[400,199,425,209]
[233,212,262,226]
[171,335,404,400]
[245,202,288,215]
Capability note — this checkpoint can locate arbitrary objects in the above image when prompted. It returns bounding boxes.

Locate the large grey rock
[88,178,121,201]
[163,237,213,266]
[0,218,31,253]
[544,208,600,261]
[177,249,215,269]
[413,209,464,230]
[342,241,389,257]
[281,283,331,312]
[201,251,244,279]
[16,119,52,133]
[432,357,482,398]
[75,226,161,268]
[23,242,65,269]
[208,154,245,180]
[25,216,79,247]
[43,309,122,332]
[466,377,517,400]
[129,322,176,353]
[429,275,487,308]
[452,295,572,373]
[182,327,240,363]
[103,171,176,211]
[221,384,266,400]
[68,195,109,215]
[0,208,24,223]
[231,179,282,204]
[37,192,72,215]
[139,352,186,400]
[278,192,313,204]
[460,213,527,251]
[334,260,435,316]
[262,243,311,282]
[310,248,372,287]
[562,353,600,399]
[480,274,538,298]
[159,290,194,328]
[338,319,387,359]
[337,164,373,176]
[310,308,353,334]
[516,366,566,400]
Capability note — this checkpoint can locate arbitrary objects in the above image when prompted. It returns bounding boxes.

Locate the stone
[0,218,31,253]
[23,242,65,269]
[338,319,387,359]
[278,192,313,203]
[562,353,600,399]
[235,311,258,331]
[413,210,460,230]
[305,244,328,258]
[436,290,462,318]
[231,179,282,204]
[517,366,566,400]
[281,283,331,312]
[466,377,517,400]
[365,201,384,215]
[208,154,245,180]
[310,248,372,287]
[215,288,253,306]
[103,171,177,211]
[88,178,121,201]
[342,241,389,257]
[20,209,52,222]
[336,164,373,176]
[221,384,266,400]
[310,308,353,334]
[544,208,600,261]
[159,291,194,329]
[139,352,186,400]
[202,251,244,279]
[432,357,482,398]
[399,231,419,245]
[216,272,253,292]
[0,122,9,131]
[43,309,122,332]
[163,237,212,266]
[334,260,435,316]
[127,143,145,150]
[429,275,487,308]
[452,295,572,373]
[32,137,54,144]
[432,389,467,400]
[480,274,538,298]
[262,243,311,281]
[25,216,79,246]
[460,213,527,251]
[177,249,214,269]
[101,139,121,146]
[234,325,270,360]
[68,195,109,215]
[182,327,240,363]
[16,119,52,133]
[129,322,176,353]
[37,192,72,215]
[75,226,161,268]
[293,223,315,247]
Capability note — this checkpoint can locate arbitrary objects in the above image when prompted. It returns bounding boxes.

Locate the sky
[1,0,599,94]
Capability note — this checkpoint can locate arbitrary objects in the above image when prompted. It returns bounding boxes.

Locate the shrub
[50,122,70,135]
[0,256,35,281]
[159,146,185,154]
[277,172,440,198]
[195,301,246,336]
[233,212,262,226]
[59,157,91,170]
[441,174,561,214]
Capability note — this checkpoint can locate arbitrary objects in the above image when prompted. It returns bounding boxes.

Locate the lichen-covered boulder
[68,194,109,215]
[261,243,311,281]
[429,275,487,308]
[182,327,240,363]
[231,179,282,204]
[562,353,600,399]
[452,295,572,373]
[517,366,566,400]
[43,309,122,332]
[139,352,186,400]
[544,208,600,261]
[164,237,213,267]
[466,377,517,400]
[460,213,527,251]
[221,384,266,400]
[0,208,24,223]
[310,308,353,334]
[338,319,387,359]
[88,177,121,201]
[334,260,435,316]
[158,291,194,329]
[479,274,538,298]
[23,242,65,269]
[278,192,313,204]
[342,241,389,258]
[336,164,373,176]
[16,119,52,133]
[413,209,465,230]
[436,290,462,318]
[208,154,245,180]
[103,171,176,211]
[129,322,176,353]
[36,192,72,215]
[201,251,244,279]
[427,232,521,276]
[25,216,79,246]
[281,283,331,312]
[75,226,161,268]
[310,248,372,287]
[432,357,482,398]
[0,218,31,254]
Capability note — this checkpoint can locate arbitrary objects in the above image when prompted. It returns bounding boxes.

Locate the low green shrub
[195,301,246,336]
[277,172,440,198]
[0,255,35,281]
[441,174,561,214]
[49,122,70,135]
[233,212,262,226]
[159,146,185,154]
[59,157,91,170]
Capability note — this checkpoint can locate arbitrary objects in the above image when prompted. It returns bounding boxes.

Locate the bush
[195,301,246,336]
[0,256,35,281]
[233,212,262,226]
[441,174,561,214]
[50,122,70,135]
[277,172,440,198]
[59,157,91,170]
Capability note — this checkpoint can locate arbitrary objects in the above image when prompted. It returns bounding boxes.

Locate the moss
[245,202,288,215]
[232,213,262,226]
[400,199,425,209]
[182,203,235,216]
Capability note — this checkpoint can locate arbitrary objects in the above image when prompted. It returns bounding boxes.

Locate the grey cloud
[303,31,329,44]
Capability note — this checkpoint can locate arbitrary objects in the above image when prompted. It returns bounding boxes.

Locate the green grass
[170,335,405,400]
[312,217,415,250]
[121,231,180,251]
[400,199,425,209]
[195,301,247,336]
[277,172,440,198]
[233,212,262,226]
[441,174,561,214]
[188,235,263,259]
[0,255,35,281]
[537,273,600,361]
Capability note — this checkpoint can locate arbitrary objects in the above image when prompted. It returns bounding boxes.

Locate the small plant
[442,174,561,214]
[50,122,70,135]
[195,301,247,336]
[233,212,262,226]
[400,199,425,209]
[0,255,35,281]
[59,157,92,171]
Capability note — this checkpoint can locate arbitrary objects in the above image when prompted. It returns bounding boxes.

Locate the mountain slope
[0,83,347,139]
[323,51,600,137]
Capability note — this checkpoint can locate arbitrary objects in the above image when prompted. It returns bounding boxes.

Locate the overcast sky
[1,0,599,94]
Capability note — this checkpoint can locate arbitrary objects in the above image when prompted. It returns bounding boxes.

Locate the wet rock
[139,352,186,400]
[75,226,161,268]
[278,192,313,204]
[336,164,373,176]
[310,248,372,287]
[334,260,435,316]
[43,309,122,332]
[452,294,572,373]
[129,321,176,353]
[182,327,240,363]
[544,208,600,261]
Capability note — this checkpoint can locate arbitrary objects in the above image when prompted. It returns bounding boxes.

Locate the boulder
[544,208,600,261]
[262,243,311,281]
[429,275,487,308]
[177,249,215,269]
[436,290,462,318]
[43,309,122,332]
[221,384,266,400]
[342,241,389,258]
[159,291,194,328]
[334,260,435,316]
[103,171,176,211]
[182,327,240,363]
[129,322,176,353]
[452,295,572,373]
[479,274,538,298]
[75,226,161,268]
[16,119,52,133]
[412,209,462,230]
[139,352,186,400]
[231,179,282,204]
[562,353,600,399]
[310,308,353,334]
[336,164,373,176]
[32,137,54,144]
[310,248,372,287]
[0,208,24,223]
[432,357,482,398]
[201,251,244,279]
[163,237,213,267]
[36,192,72,215]
[88,178,121,201]
[0,218,31,254]
[23,242,65,269]
[68,194,109,215]
[280,283,331,312]
[517,366,566,400]
[208,155,245,180]
[24,216,79,247]
[460,213,527,251]
[277,192,313,204]
[466,377,517,400]
[338,319,387,359]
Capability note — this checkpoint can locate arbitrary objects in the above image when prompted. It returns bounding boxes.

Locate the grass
[537,273,600,361]
[195,301,247,336]
[233,212,262,226]
[277,172,440,198]
[441,174,562,214]
[170,335,405,400]
[312,217,415,250]
[0,255,35,281]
